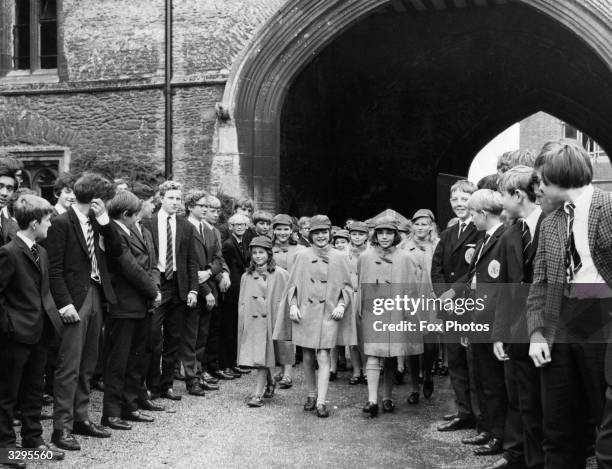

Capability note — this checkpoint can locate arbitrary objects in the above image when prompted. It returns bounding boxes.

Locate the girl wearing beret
[402,209,441,404]
[273,215,355,418]
[270,214,305,389]
[357,217,423,417]
[237,236,289,407]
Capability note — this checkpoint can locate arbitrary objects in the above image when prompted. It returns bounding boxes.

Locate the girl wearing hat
[403,209,441,404]
[357,216,422,417]
[346,221,369,385]
[237,236,289,407]
[273,215,355,418]
[332,229,350,252]
[270,214,305,389]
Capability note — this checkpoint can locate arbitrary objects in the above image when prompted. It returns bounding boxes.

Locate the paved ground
[29,367,503,469]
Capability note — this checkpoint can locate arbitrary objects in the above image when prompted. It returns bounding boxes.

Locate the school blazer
[0,213,18,247]
[45,209,121,311]
[0,236,63,344]
[526,187,612,345]
[107,223,160,319]
[201,223,229,299]
[222,235,251,304]
[144,214,199,300]
[492,213,544,343]
[431,221,482,296]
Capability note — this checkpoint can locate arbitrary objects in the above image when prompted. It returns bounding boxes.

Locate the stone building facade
[1,0,611,216]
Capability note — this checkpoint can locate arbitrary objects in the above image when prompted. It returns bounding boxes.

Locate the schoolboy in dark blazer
[0,195,64,462]
[453,189,507,457]
[432,180,483,433]
[101,191,161,431]
[0,163,18,247]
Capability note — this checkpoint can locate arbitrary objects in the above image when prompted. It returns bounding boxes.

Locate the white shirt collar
[524,206,542,236]
[486,222,503,238]
[113,219,131,236]
[565,184,594,214]
[187,215,201,229]
[158,208,175,220]
[72,205,90,224]
[460,217,472,226]
[54,203,67,215]
[16,232,35,249]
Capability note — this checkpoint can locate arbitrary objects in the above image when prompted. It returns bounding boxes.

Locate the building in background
[520,112,612,191]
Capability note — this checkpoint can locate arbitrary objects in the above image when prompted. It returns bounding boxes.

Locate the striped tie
[165,215,174,280]
[520,219,532,255]
[31,244,40,268]
[565,203,582,281]
[86,221,100,282]
[467,234,489,283]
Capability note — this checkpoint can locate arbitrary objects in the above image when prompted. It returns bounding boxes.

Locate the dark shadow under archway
[278,2,612,221]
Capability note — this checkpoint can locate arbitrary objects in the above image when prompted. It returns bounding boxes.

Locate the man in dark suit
[220,213,252,377]
[199,195,233,382]
[432,180,482,432]
[44,172,120,450]
[144,181,198,401]
[0,195,65,465]
[0,163,19,248]
[526,140,612,469]
[452,189,507,457]
[181,190,220,396]
[101,191,161,430]
[489,166,546,469]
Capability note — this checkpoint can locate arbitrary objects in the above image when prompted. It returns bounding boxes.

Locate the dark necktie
[467,234,490,283]
[166,215,174,280]
[565,203,582,281]
[520,219,532,255]
[199,223,204,238]
[31,243,40,268]
[458,222,466,240]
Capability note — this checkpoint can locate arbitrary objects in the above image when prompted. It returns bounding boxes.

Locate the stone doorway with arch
[219,0,612,222]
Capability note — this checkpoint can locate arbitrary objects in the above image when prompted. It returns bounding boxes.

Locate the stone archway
[220,0,612,212]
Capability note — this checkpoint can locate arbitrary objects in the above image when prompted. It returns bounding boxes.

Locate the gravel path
[30,367,504,469]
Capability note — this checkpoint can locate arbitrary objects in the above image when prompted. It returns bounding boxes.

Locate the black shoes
[329,371,338,382]
[363,401,379,417]
[73,420,111,438]
[348,375,361,385]
[224,368,241,378]
[316,404,329,418]
[438,417,476,432]
[123,411,154,423]
[23,443,65,460]
[423,379,434,399]
[187,381,206,397]
[303,397,317,411]
[51,429,81,451]
[263,382,276,399]
[407,391,420,405]
[461,431,492,445]
[211,369,235,380]
[382,399,395,413]
[474,437,503,456]
[483,457,510,468]
[139,399,165,412]
[278,376,293,389]
[160,388,182,400]
[201,380,220,391]
[247,395,264,407]
[42,393,54,405]
[443,412,458,421]
[202,371,219,384]
[101,416,132,430]
[90,377,104,392]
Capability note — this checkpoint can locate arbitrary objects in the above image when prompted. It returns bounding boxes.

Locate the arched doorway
[222,0,612,218]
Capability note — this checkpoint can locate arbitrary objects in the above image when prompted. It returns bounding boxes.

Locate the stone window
[1,0,59,81]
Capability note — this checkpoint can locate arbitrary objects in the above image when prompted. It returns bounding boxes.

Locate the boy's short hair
[53,172,77,197]
[497,165,537,202]
[131,182,155,200]
[233,197,254,212]
[467,189,503,216]
[0,162,17,182]
[0,157,24,172]
[228,213,250,225]
[13,194,53,230]
[158,180,183,197]
[450,179,477,196]
[534,139,593,189]
[74,172,116,203]
[252,210,273,224]
[477,174,499,191]
[184,190,209,213]
[204,195,221,208]
[497,149,536,174]
[107,191,141,219]
[298,216,311,227]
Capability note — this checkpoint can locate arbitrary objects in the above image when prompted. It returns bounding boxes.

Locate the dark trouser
[148,277,185,394]
[182,301,212,384]
[502,349,526,467]
[136,313,153,404]
[102,316,147,417]
[43,332,60,396]
[510,343,544,469]
[203,305,221,372]
[540,297,610,469]
[53,284,103,430]
[447,341,476,420]
[598,385,612,469]
[92,309,107,381]
[220,301,238,369]
[0,331,49,448]
[471,342,507,439]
